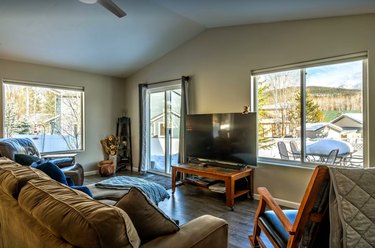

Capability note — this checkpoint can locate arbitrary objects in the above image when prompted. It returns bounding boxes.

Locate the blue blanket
[95,176,170,204]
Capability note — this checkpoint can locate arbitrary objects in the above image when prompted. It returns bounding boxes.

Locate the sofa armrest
[60,163,84,186]
[141,215,228,248]
[49,157,75,168]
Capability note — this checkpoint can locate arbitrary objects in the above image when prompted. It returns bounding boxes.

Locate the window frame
[146,82,181,174]
[251,53,368,168]
[1,79,85,154]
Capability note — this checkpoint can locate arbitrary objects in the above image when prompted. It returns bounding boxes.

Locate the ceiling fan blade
[98,0,126,18]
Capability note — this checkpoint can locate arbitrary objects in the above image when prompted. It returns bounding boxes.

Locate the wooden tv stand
[171,164,254,209]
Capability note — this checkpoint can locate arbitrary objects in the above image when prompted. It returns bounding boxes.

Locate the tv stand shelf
[171,163,254,209]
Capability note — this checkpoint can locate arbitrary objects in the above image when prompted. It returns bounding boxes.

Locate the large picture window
[2,81,84,153]
[253,55,367,168]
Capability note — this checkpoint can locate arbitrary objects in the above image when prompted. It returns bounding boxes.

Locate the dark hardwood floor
[159,185,259,248]
[85,172,261,248]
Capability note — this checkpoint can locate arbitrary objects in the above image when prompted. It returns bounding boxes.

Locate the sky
[258,59,363,90]
[306,60,363,90]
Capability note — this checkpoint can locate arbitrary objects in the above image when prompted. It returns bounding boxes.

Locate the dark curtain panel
[178,76,190,164]
[138,83,149,173]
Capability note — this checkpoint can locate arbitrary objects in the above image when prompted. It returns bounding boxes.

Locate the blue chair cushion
[259,209,298,248]
[14,154,41,166]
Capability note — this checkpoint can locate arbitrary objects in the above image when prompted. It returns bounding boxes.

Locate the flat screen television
[185,112,257,166]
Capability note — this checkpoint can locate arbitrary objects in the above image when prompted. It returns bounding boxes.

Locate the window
[2,81,84,153]
[252,55,367,167]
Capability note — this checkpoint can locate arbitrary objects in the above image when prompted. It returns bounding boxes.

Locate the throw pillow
[32,161,92,197]
[14,154,41,166]
[115,187,179,244]
[31,161,68,185]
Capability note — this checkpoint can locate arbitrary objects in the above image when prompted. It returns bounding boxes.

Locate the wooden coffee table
[171,164,254,209]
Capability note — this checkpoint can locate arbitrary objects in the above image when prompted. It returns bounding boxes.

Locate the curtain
[178,76,190,164]
[138,83,149,173]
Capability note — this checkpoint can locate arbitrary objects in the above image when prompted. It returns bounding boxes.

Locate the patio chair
[249,165,330,248]
[289,141,301,160]
[325,149,339,165]
[337,150,358,166]
[277,141,290,160]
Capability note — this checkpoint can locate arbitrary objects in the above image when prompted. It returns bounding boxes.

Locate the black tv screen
[185,112,257,166]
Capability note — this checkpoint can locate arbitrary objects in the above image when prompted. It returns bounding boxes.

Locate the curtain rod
[145,76,189,86]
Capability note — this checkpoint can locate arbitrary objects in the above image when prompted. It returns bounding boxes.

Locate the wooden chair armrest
[257,187,294,234]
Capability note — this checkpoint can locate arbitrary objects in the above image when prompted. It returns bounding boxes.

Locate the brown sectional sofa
[0,158,228,248]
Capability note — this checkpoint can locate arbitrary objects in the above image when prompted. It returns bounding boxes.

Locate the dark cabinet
[116,117,133,171]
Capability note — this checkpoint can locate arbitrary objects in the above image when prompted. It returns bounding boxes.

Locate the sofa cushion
[15,154,41,166]
[115,187,179,244]
[0,161,49,199]
[18,178,141,248]
[0,156,21,167]
[259,210,298,248]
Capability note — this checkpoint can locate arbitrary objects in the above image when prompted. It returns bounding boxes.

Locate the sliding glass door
[148,85,181,175]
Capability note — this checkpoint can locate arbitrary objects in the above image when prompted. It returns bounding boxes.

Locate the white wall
[122,14,375,203]
[0,59,124,171]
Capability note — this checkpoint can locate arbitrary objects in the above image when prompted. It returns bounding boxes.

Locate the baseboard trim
[253,194,300,209]
[85,170,99,176]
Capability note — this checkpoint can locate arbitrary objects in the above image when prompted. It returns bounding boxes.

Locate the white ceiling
[0,0,374,78]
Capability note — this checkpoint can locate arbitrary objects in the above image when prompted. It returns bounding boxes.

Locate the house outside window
[2,80,84,153]
[252,54,367,168]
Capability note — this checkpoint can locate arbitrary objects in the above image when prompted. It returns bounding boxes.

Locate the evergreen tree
[15,119,31,134]
[289,90,324,133]
[4,102,17,137]
[257,81,274,150]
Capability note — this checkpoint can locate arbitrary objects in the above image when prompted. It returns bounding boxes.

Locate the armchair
[249,166,330,248]
[0,138,84,185]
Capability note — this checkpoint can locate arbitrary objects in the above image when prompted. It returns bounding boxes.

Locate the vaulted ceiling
[0,0,374,78]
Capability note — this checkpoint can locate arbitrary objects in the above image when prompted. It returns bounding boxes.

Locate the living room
[0,1,374,247]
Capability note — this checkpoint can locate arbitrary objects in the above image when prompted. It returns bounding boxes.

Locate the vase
[108,154,117,174]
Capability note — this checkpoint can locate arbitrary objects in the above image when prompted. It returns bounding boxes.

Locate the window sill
[257,157,316,170]
[40,149,84,156]
[41,153,78,159]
